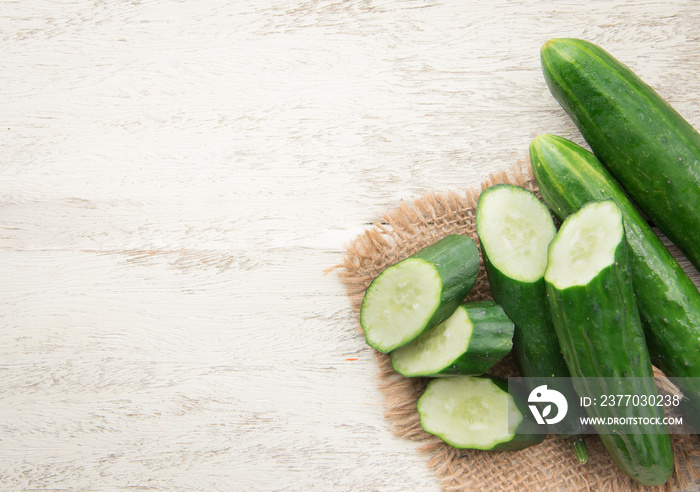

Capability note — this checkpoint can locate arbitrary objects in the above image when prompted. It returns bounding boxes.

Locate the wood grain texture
[1,1,699,490]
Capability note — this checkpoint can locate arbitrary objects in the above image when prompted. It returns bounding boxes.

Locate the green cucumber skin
[389,301,514,377]
[530,134,700,427]
[361,234,479,353]
[481,254,587,438]
[475,185,566,379]
[546,235,673,486]
[482,253,568,379]
[438,301,514,376]
[540,38,700,271]
[409,234,480,332]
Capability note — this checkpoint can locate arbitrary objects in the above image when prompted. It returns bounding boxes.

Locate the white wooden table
[2,1,699,490]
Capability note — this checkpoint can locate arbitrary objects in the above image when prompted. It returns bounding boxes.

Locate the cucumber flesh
[476,185,555,282]
[545,201,623,289]
[390,301,514,377]
[419,377,518,449]
[417,376,542,451]
[360,234,479,353]
[391,304,472,376]
[361,258,442,351]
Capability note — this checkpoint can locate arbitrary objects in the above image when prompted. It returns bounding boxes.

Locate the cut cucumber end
[390,305,472,377]
[476,184,556,282]
[417,376,521,450]
[545,200,624,289]
[360,257,442,352]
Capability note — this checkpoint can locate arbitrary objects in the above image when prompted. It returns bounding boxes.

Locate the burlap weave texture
[335,161,700,491]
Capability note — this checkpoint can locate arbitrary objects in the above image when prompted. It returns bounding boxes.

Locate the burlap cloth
[334,161,700,491]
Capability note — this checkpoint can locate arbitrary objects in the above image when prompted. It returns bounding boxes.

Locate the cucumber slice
[417,376,544,451]
[545,200,674,487]
[545,201,623,289]
[476,184,555,283]
[390,301,514,377]
[476,184,589,462]
[360,234,479,353]
[476,186,563,379]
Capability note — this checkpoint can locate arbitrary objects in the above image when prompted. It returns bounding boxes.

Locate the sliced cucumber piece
[360,234,479,353]
[476,184,589,462]
[545,201,623,289]
[361,258,442,350]
[476,184,555,282]
[390,301,514,377]
[417,376,544,451]
[545,200,673,487]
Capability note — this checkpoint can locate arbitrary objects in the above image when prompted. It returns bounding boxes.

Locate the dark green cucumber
[475,184,588,462]
[360,234,479,353]
[390,301,514,377]
[417,375,545,451]
[530,133,700,429]
[544,200,673,487]
[540,38,700,271]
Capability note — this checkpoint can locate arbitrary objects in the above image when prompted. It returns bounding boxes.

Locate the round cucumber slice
[476,184,556,283]
[390,301,514,377]
[545,200,624,289]
[418,376,519,449]
[417,376,543,451]
[361,258,442,352]
[360,234,479,353]
[390,303,471,377]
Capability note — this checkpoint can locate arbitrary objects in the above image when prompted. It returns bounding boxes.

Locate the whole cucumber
[530,134,700,429]
[540,38,700,271]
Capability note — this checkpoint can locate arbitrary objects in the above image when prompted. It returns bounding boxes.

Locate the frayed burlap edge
[333,160,700,492]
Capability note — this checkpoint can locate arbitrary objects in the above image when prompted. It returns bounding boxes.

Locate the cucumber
[544,200,673,487]
[540,38,700,271]
[390,301,514,377]
[417,375,545,451]
[475,184,562,378]
[475,184,589,463]
[530,133,700,429]
[360,234,479,353]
